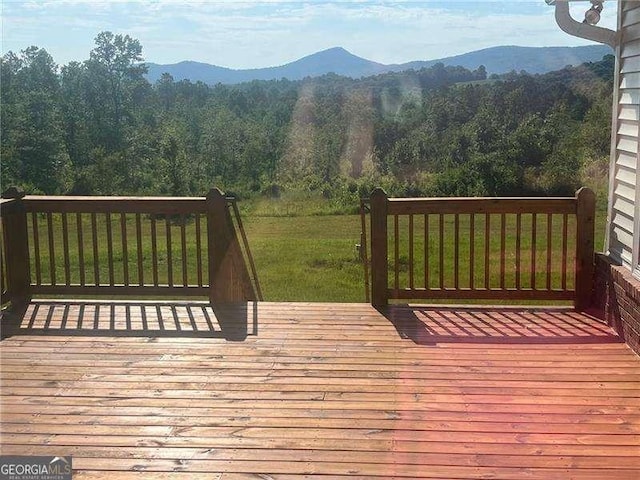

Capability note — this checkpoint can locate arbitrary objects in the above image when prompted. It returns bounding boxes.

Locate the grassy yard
[243,215,365,302]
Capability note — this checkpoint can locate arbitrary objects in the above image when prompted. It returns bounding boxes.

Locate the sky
[1,1,618,68]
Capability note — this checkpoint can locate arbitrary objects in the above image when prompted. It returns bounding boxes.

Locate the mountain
[146,47,387,85]
[398,45,613,76]
[145,44,613,85]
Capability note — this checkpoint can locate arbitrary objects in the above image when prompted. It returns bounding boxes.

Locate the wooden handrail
[1,188,259,306]
[387,197,577,215]
[366,188,596,310]
[23,196,208,214]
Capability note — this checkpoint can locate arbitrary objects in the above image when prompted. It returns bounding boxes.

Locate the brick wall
[594,253,640,355]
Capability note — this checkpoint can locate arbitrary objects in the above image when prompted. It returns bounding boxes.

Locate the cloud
[1,1,618,67]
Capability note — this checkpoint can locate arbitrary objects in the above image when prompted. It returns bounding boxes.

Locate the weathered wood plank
[2,413,639,434]
[1,302,639,479]
[1,445,639,469]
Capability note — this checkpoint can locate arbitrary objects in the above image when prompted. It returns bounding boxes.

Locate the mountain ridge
[145,44,612,85]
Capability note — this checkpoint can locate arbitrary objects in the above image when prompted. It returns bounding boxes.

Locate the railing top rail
[22,195,209,214]
[386,196,577,215]
[23,195,207,201]
[387,195,576,203]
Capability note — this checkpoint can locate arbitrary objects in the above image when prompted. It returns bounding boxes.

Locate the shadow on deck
[1,300,258,341]
[1,300,623,347]
[385,305,623,345]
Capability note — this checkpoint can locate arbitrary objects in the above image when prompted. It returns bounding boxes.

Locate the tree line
[1,32,614,205]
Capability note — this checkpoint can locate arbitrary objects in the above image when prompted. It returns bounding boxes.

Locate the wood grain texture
[1,301,639,478]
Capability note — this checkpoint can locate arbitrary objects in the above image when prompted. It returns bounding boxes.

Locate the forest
[1,32,615,208]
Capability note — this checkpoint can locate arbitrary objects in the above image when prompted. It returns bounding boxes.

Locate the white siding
[609,1,640,271]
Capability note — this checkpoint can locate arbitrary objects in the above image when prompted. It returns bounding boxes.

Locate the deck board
[1,301,639,478]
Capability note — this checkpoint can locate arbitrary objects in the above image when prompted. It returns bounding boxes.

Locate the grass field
[9,199,607,303]
[247,210,607,303]
[244,215,365,301]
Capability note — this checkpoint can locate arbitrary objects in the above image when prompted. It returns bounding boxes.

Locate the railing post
[1,187,31,307]
[575,187,596,311]
[370,188,388,308]
[206,188,255,304]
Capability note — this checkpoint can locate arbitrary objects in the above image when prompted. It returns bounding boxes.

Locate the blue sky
[1,1,618,68]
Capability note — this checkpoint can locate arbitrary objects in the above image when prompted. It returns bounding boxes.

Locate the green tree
[85,31,147,151]
[1,47,71,193]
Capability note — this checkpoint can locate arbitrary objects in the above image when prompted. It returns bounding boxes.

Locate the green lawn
[243,215,365,302]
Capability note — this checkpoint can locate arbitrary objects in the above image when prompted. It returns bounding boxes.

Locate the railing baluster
[121,212,129,287]
[62,213,70,286]
[76,213,85,287]
[196,214,203,287]
[408,214,414,290]
[106,213,114,286]
[32,213,41,286]
[136,213,144,286]
[562,213,568,291]
[454,213,459,290]
[484,214,490,290]
[394,214,399,293]
[0,238,4,296]
[515,213,521,290]
[181,214,188,287]
[531,213,537,290]
[546,213,553,291]
[151,216,158,287]
[47,212,55,285]
[500,213,506,290]
[91,213,100,285]
[166,216,173,287]
[439,213,444,289]
[469,213,475,290]
[424,214,429,290]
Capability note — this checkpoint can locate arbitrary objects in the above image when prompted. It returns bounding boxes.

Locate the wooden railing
[367,188,595,310]
[0,187,261,307]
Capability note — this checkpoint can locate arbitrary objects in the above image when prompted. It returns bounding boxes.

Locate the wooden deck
[1,301,639,479]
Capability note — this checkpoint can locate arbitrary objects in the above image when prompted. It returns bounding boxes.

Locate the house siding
[592,1,640,358]
[609,1,640,269]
